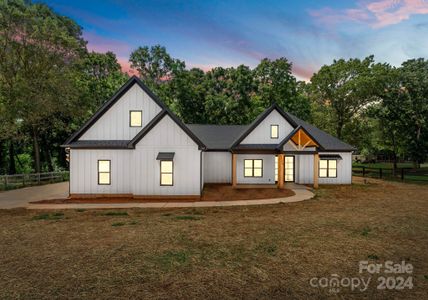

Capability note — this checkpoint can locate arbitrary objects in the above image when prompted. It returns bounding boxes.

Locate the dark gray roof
[156,152,175,160]
[284,112,356,151]
[64,140,130,149]
[319,154,343,159]
[185,124,248,150]
[234,144,278,150]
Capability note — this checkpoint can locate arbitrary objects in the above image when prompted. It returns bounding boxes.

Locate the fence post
[362,167,365,177]
[379,168,382,179]
[401,168,404,181]
[22,174,25,187]
[4,176,8,189]
[37,173,41,185]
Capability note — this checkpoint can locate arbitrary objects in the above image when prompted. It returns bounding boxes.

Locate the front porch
[231,126,321,188]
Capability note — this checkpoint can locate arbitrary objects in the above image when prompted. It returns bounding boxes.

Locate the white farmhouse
[63,76,355,199]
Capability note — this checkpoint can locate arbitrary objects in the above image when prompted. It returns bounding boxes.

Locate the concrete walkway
[26,186,314,210]
[0,182,69,209]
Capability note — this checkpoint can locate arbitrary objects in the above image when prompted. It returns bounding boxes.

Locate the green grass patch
[361,227,371,237]
[154,250,190,270]
[32,212,64,221]
[175,215,202,221]
[368,254,379,260]
[102,211,129,216]
[256,243,277,256]
[111,222,126,227]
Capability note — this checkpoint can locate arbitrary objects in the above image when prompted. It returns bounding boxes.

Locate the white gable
[241,109,294,144]
[79,83,163,140]
[135,115,198,148]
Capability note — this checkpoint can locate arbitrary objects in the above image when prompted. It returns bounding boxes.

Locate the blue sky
[43,0,428,80]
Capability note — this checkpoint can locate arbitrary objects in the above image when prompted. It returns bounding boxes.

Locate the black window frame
[319,159,337,178]
[97,159,111,185]
[244,159,263,178]
[270,124,279,139]
[129,110,143,127]
[160,160,174,186]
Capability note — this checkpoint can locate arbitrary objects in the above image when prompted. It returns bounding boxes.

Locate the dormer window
[270,125,279,139]
[130,110,142,127]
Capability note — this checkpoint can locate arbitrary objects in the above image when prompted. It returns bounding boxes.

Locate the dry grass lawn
[0,177,427,299]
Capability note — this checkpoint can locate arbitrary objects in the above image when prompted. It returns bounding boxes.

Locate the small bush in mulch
[32,212,64,221]
[102,211,129,216]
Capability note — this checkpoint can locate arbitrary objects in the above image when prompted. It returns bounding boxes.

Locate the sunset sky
[43,0,428,80]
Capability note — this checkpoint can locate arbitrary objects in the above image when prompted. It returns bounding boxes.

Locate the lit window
[130,110,142,127]
[98,160,111,185]
[271,125,279,139]
[285,156,294,182]
[244,159,263,177]
[319,159,337,178]
[160,160,173,186]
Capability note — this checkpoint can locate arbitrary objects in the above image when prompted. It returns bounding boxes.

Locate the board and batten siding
[294,152,352,184]
[69,149,132,194]
[70,115,202,196]
[203,152,232,183]
[132,115,201,196]
[80,84,162,140]
[236,154,275,184]
[241,110,294,144]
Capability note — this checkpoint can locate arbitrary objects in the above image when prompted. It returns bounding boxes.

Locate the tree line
[0,0,427,175]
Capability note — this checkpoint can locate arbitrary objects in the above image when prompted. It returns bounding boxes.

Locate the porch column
[232,153,237,187]
[313,153,319,188]
[278,154,284,189]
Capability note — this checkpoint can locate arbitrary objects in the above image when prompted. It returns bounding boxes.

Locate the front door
[284,156,294,182]
[275,155,295,182]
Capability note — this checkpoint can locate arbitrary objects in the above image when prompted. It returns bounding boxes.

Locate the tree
[79,51,128,109]
[204,66,254,124]
[309,56,379,140]
[398,59,428,167]
[252,58,310,120]
[168,68,207,124]
[0,0,86,173]
[129,45,185,88]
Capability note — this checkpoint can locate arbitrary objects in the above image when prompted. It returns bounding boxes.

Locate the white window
[130,110,142,127]
[160,160,173,186]
[98,160,111,185]
[271,125,279,139]
[244,159,263,177]
[319,159,337,178]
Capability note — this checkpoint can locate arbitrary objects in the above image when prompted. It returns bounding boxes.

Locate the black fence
[0,171,69,191]
[352,166,428,183]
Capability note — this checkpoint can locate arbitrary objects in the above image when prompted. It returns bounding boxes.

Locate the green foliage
[309,56,379,139]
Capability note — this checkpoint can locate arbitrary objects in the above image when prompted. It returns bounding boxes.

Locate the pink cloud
[83,32,131,55]
[292,64,316,82]
[117,57,136,76]
[310,0,428,28]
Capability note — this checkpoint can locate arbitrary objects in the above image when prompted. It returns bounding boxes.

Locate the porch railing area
[0,171,69,191]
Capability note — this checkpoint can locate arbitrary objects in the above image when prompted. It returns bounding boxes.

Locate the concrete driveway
[0,182,69,209]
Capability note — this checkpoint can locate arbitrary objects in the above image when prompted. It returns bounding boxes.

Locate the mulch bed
[31,184,295,204]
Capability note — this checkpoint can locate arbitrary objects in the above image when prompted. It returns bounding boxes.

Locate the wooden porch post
[313,153,319,189]
[232,153,237,187]
[278,154,284,189]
